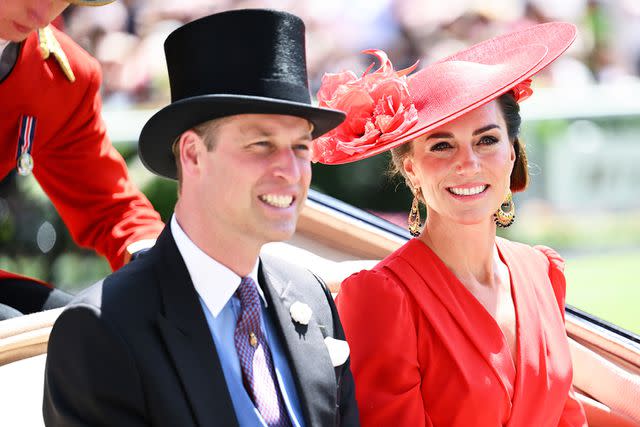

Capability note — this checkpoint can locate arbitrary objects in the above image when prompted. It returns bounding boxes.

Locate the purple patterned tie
[234,277,292,427]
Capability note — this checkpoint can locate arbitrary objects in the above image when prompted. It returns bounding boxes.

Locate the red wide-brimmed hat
[312,22,577,164]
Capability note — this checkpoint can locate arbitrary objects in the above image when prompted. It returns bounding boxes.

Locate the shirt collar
[170,214,264,318]
[0,39,10,57]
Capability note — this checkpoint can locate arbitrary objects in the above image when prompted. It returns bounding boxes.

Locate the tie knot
[236,276,261,312]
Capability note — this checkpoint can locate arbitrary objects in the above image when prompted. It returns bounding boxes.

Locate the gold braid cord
[37,26,75,83]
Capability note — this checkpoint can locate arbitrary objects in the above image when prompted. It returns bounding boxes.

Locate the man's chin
[261,223,297,244]
[0,31,30,43]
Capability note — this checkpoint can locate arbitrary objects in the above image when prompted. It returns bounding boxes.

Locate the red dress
[0,27,163,276]
[336,238,587,427]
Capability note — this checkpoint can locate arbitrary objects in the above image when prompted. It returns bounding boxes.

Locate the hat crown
[164,9,311,105]
[406,46,546,132]
[138,9,346,180]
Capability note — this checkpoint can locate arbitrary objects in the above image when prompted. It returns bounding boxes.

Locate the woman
[312,23,588,426]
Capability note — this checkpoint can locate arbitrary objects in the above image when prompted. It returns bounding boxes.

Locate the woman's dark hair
[389,92,529,197]
[498,92,529,192]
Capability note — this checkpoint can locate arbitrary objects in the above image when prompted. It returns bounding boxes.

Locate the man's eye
[250,140,271,149]
[294,145,311,159]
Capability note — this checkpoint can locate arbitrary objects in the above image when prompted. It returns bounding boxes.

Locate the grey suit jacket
[43,225,359,426]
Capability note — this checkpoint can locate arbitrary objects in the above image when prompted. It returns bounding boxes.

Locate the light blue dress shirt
[171,215,306,427]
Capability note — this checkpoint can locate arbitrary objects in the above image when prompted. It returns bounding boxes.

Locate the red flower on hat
[512,78,533,102]
[311,50,419,163]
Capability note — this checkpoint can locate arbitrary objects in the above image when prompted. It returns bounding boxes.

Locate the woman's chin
[448,213,494,227]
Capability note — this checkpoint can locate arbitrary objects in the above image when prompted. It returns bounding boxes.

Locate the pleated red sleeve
[336,269,433,427]
[535,246,588,427]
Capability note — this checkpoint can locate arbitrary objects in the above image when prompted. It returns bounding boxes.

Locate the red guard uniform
[0,26,164,283]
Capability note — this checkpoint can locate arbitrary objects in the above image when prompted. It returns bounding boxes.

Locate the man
[43,9,359,427]
[0,0,164,319]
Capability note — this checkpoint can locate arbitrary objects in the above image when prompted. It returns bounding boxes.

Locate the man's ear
[178,130,204,178]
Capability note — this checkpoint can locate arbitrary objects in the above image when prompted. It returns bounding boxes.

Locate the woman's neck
[420,214,501,287]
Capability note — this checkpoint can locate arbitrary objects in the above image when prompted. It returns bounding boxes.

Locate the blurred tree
[312,153,413,212]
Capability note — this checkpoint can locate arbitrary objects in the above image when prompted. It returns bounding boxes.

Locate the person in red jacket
[0,0,164,319]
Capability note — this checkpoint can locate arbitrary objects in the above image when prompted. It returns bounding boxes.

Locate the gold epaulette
[37,26,75,83]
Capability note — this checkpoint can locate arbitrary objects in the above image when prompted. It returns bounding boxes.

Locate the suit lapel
[154,227,238,427]
[260,260,337,427]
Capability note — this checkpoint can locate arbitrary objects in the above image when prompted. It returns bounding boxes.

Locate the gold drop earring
[494,190,515,228]
[408,188,423,237]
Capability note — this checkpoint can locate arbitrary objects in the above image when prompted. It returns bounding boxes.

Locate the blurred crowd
[60,0,640,109]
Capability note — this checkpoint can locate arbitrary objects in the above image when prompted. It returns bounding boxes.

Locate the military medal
[16,115,37,176]
[17,153,34,176]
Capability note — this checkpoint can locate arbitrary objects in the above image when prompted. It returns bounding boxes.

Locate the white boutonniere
[290,301,312,325]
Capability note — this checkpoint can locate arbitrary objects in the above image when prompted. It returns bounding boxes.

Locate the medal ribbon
[16,115,37,175]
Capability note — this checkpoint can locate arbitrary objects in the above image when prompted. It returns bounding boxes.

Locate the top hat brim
[139,95,346,179]
[318,22,576,165]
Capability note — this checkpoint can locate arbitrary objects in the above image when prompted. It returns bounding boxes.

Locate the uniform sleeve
[336,269,432,427]
[535,245,588,427]
[34,60,163,271]
[43,305,148,426]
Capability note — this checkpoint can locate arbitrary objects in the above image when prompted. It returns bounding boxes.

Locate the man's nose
[273,149,303,183]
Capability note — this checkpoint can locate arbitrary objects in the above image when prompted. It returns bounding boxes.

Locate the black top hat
[138,9,346,179]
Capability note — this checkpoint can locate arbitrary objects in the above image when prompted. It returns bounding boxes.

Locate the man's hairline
[171,114,314,188]
[172,114,315,153]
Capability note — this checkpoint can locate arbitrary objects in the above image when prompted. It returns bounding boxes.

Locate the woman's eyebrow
[472,124,500,136]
